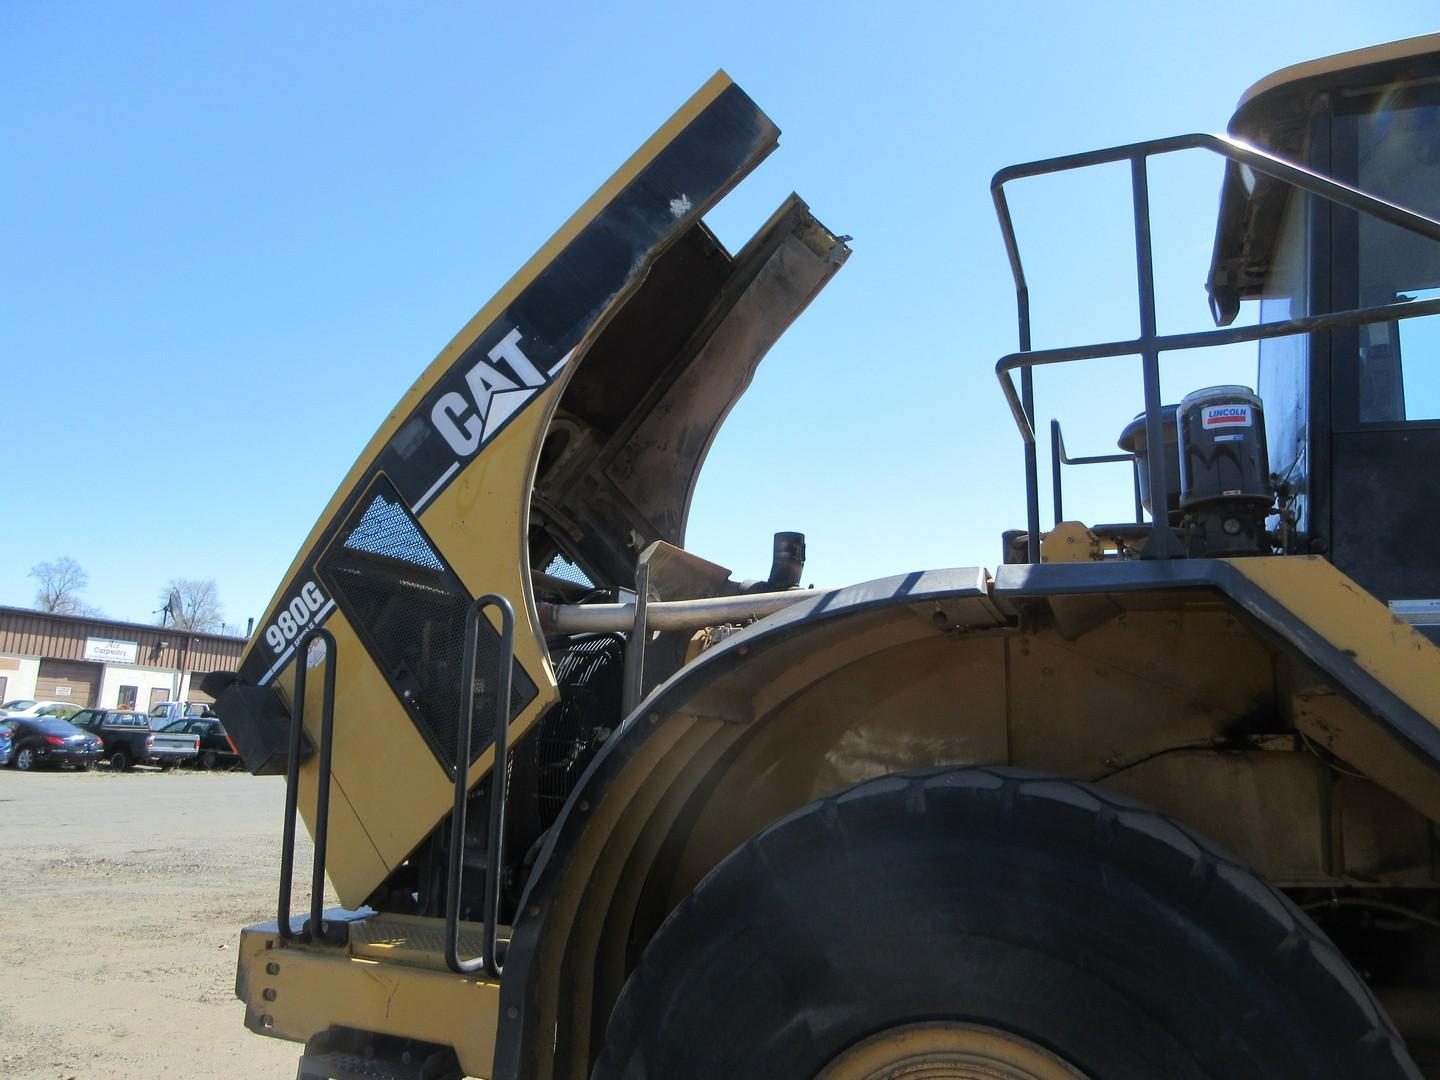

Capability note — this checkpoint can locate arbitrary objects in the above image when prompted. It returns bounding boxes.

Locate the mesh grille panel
[543,553,593,587]
[532,634,623,830]
[344,496,446,570]
[318,477,536,773]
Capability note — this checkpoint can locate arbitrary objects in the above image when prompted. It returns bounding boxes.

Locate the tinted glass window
[2,699,38,711]
[1337,86,1440,424]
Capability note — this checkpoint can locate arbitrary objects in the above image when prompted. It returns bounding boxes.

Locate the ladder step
[347,912,507,973]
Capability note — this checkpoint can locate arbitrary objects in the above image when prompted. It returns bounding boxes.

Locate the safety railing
[445,594,516,978]
[278,626,338,942]
[993,131,1440,562]
[1049,418,1141,528]
[272,596,518,975]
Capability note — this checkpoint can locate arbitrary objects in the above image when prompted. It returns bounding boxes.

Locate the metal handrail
[991,131,1440,561]
[278,626,337,942]
[445,594,516,978]
[1000,298,1440,445]
[1049,418,1141,527]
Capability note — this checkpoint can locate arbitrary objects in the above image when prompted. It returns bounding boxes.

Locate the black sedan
[7,717,104,771]
[159,717,239,770]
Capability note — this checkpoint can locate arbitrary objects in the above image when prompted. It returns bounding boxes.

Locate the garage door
[36,658,101,707]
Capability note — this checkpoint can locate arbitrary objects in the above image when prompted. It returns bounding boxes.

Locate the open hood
[215,72,849,907]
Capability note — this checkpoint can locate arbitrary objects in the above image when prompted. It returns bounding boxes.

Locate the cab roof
[1208,35,1440,324]
[1236,34,1440,116]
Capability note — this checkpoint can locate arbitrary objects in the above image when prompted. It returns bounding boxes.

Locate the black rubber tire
[594,766,1418,1080]
[199,750,218,771]
[14,745,36,772]
[109,748,131,772]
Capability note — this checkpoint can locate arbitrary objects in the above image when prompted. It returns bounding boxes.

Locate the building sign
[84,637,139,665]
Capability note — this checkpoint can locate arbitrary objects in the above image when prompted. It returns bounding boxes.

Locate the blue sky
[2,2,1434,630]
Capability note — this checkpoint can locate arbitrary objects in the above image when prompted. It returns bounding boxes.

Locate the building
[0,606,246,711]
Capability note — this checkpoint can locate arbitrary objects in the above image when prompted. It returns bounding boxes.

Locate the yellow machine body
[219,36,1440,1080]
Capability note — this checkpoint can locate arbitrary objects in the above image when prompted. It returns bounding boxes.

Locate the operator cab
[1013,36,1440,636]
[1208,35,1440,621]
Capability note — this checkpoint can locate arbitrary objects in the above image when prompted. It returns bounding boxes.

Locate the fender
[494,556,1440,1079]
[996,556,1440,780]
[497,568,1010,1078]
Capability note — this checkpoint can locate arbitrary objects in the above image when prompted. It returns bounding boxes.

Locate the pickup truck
[147,700,216,725]
[69,709,200,771]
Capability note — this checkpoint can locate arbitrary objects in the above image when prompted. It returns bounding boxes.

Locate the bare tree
[30,557,95,615]
[158,578,226,633]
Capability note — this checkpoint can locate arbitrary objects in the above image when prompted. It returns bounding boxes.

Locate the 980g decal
[258,580,335,685]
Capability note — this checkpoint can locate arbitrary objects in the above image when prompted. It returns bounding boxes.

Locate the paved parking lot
[0,767,327,1078]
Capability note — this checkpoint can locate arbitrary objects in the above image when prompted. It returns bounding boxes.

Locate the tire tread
[594,766,1416,1079]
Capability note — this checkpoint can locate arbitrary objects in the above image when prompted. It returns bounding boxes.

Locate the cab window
[1334,83,1440,425]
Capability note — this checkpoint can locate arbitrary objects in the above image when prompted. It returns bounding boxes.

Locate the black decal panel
[317,476,538,773]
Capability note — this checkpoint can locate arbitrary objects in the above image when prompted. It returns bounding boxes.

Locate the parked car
[0,720,13,766]
[5,716,103,771]
[148,701,216,725]
[0,699,81,721]
[69,708,200,771]
[159,717,237,770]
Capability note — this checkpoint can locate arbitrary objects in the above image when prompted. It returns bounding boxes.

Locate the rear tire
[200,750,218,770]
[594,767,1418,1080]
[109,748,132,772]
[14,746,36,771]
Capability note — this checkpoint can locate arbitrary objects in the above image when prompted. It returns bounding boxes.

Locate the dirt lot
[0,766,329,1078]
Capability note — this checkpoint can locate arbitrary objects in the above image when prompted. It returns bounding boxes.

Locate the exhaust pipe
[764,531,806,591]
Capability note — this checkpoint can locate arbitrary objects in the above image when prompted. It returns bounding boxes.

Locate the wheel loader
[208,34,1440,1080]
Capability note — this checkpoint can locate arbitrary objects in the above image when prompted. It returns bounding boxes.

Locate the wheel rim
[17,748,33,770]
[815,1022,1089,1080]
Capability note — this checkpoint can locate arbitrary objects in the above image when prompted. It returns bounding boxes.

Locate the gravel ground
[0,766,328,1078]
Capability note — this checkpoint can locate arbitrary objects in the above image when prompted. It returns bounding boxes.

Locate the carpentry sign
[83,637,139,665]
